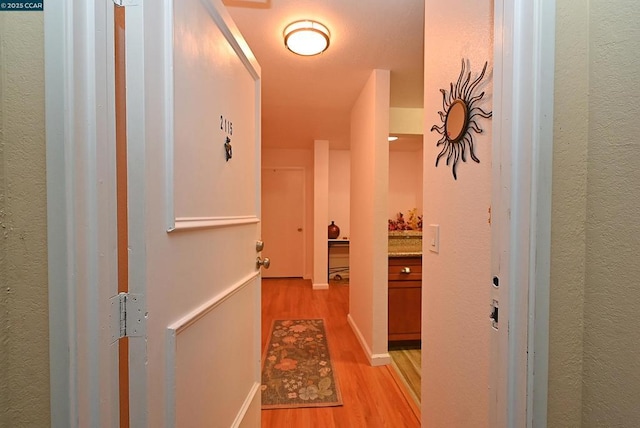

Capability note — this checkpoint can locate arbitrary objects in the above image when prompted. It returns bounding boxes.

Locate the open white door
[123,0,263,426]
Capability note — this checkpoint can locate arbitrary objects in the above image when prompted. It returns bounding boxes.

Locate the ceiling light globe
[284,20,330,56]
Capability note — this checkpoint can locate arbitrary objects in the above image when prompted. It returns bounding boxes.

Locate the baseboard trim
[312,282,329,290]
[347,314,391,366]
[372,352,392,366]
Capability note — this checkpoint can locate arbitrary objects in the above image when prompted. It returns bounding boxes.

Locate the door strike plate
[490,299,499,330]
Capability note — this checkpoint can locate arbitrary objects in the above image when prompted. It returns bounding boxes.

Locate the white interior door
[124,0,263,426]
[261,168,305,278]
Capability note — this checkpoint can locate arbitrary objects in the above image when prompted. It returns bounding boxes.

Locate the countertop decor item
[328,221,340,239]
[388,209,422,231]
[430,59,493,180]
[261,319,343,409]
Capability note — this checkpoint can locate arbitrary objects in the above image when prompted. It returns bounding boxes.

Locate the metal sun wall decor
[430,59,493,180]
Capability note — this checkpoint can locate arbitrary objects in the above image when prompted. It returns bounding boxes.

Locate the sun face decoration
[430,59,493,180]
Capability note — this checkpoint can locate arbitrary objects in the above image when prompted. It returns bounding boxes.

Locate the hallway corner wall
[421,1,493,426]
[548,0,589,426]
[0,12,51,426]
[550,1,640,426]
[581,1,640,424]
[313,140,329,289]
[349,69,390,365]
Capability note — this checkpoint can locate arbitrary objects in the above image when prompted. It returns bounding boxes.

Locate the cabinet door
[389,280,422,341]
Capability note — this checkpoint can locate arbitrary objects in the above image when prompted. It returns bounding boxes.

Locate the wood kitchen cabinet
[388,256,422,342]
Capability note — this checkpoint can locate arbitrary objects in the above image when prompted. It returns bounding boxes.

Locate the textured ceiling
[224,0,424,150]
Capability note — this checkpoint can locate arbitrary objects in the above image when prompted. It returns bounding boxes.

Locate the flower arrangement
[388,208,422,231]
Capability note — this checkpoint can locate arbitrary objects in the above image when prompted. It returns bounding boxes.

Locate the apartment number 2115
[220,115,233,136]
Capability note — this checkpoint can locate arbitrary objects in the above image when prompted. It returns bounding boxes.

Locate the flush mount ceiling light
[284,20,330,56]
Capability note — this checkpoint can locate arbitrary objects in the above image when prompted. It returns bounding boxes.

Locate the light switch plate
[428,224,439,253]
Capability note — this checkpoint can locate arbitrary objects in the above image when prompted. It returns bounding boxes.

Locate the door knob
[256,257,271,269]
[256,240,265,252]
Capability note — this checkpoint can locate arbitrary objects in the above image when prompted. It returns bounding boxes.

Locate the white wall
[422,0,493,426]
[262,148,314,279]
[388,149,423,221]
[0,12,50,426]
[328,149,350,239]
[390,107,424,135]
[348,69,390,365]
[330,147,424,237]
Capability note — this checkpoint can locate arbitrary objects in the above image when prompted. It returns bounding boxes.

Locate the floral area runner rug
[261,319,343,409]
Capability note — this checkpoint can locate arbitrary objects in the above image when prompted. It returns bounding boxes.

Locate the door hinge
[113,0,139,6]
[110,292,145,341]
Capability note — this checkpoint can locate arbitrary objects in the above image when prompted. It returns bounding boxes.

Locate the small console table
[327,239,349,281]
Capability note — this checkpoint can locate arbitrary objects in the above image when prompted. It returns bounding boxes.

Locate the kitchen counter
[388,230,422,255]
[389,251,422,257]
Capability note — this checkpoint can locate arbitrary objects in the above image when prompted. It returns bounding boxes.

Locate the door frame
[45,0,119,426]
[46,0,557,425]
[492,0,555,426]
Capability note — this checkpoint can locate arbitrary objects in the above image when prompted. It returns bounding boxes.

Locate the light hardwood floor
[389,345,421,405]
[262,278,420,428]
